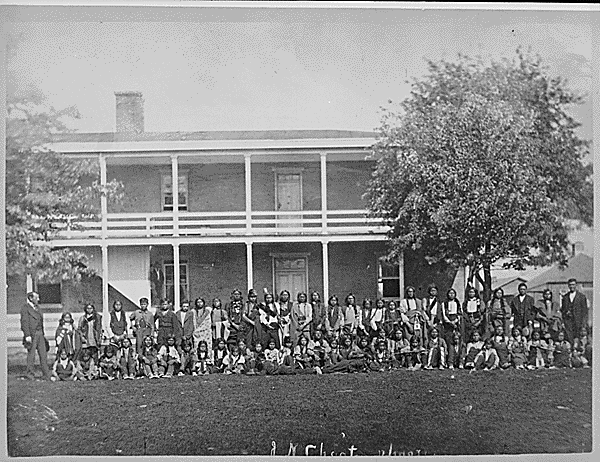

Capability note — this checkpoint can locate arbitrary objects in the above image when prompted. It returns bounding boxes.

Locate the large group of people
[20,278,592,381]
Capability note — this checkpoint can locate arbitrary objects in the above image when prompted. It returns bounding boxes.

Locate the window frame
[162,260,190,303]
[161,170,189,212]
[377,258,402,300]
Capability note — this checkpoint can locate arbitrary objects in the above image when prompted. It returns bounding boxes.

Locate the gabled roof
[527,253,594,289]
[51,129,377,143]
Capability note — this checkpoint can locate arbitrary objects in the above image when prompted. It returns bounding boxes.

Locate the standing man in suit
[175,299,194,348]
[20,292,51,381]
[509,283,536,334]
[561,278,589,343]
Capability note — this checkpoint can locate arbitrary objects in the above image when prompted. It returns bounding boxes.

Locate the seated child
[51,349,76,381]
[508,327,528,370]
[490,325,511,369]
[357,336,374,368]
[527,330,548,370]
[212,338,229,373]
[194,340,212,375]
[370,329,388,356]
[223,344,246,375]
[157,335,181,378]
[139,335,159,379]
[391,329,410,369]
[544,333,556,368]
[446,329,462,369]
[179,339,197,376]
[294,335,319,374]
[339,336,367,372]
[245,341,266,375]
[308,330,331,368]
[263,338,280,375]
[553,331,571,368]
[323,338,345,373]
[463,331,484,369]
[572,327,592,368]
[425,327,447,370]
[275,337,295,375]
[406,335,426,371]
[370,339,392,372]
[474,338,499,370]
[99,345,119,380]
[75,348,99,381]
[118,337,137,379]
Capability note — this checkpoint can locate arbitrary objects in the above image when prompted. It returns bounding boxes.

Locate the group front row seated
[51,325,593,381]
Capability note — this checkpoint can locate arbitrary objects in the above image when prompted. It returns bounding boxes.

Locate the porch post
[100,154,107,239]
[244,153,252,234]
[246,242,254,292]
[101,244,110,333]
[320,152,327,234]
[173,243,181,309]
[171,154,179,237]
[398,251,405,300]
[322,240,329,302]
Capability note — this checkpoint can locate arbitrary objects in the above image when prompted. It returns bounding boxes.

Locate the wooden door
[276,173,302,228]
[274,257,308,298]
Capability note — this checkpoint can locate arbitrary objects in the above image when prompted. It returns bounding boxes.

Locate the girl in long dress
[192,297,212,354]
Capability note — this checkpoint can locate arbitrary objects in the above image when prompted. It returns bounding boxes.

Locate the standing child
[527,330,548,370]
[553,331,572,368]
[108,301,130,346]
[139,335,160,379]
[474,338,500,371]
[383,300,401,338]
[195,340,212,375]
[211,298,230,343]
[226,290,244,348]
[291,292,313,344]
[327,295,344,340]
[78,304,103,363]
[425,327,447,370]
[508,327,528,370]
[223,344,246,375]
[99,345,119,380]
[463,331,484,370]
[462,287,484,342]
[276,290,293,347]
[118,337,137,379]
[55,312,81,360]
[51,350,76,381]
[74,348,98,381]
[311,291,329,339]
[154,299,178,349]
[157,335,181,378]
[130,298,154,355]
[259,293,281,349]
[212,338,229,374]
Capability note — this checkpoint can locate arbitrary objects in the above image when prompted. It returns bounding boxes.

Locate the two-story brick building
[6,92,456,334]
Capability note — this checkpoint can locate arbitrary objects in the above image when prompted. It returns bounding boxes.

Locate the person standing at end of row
[561,278,589,344]
[20,291,52,381]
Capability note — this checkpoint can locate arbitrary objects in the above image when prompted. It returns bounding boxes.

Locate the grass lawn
[6,366,592,457]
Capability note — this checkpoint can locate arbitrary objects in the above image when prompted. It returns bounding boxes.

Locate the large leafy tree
[367,50,593,301]
[6,94,122,283]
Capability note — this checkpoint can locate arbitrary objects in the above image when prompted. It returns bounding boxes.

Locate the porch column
[322,241,329,302]
[244,153,252,234]
[26,274,33,292]
[99,154,108,239]
[173,243,181,308]
[171,154,179,237]
[246,242,254,292]
[101,244,110,332]
[320,152,327,234]
[398,251,405,300]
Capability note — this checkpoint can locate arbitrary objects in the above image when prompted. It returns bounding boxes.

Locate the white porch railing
[54,209,388,239]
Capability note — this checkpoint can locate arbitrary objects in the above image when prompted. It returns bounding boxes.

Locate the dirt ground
[6,365,592,456]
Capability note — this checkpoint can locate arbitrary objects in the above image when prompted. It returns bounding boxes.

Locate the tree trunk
[482,261,492,303]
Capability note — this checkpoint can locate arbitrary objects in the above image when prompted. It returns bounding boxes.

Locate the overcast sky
[4,6,595,142]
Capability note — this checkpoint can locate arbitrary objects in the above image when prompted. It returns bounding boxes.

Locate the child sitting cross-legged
[490,325,511,369]
[74,348,99,381]
[223,344,245,375]
[474,338,499,371]
[446,329,462,370]
[572,326,592,369]
[245,341,266,375]
[553,331,572,368]
[294,335,320,374]
[406,335,426,371]
[508,327,528,370]
[391,329,410,369]
[99,345,120,380]
[527,330,548,370]
[157,335,181,378]
[463,331,484,370]
[51,349,76,381]
[370,339,392,372]
[212,338,229,374]
[139,335,160,379]
[179,339,197,376]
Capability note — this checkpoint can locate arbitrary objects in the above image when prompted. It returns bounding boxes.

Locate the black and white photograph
[2,2,597,458]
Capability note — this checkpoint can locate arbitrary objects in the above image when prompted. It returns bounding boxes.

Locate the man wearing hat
[20,291,52,381]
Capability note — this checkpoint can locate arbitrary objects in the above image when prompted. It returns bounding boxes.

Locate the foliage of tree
[6,94,123,283]
[366,50,593,301]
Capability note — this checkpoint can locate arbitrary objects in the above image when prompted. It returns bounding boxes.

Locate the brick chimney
[115,91,144,133]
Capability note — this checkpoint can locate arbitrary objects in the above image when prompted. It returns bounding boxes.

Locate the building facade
[6,93,456,334]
